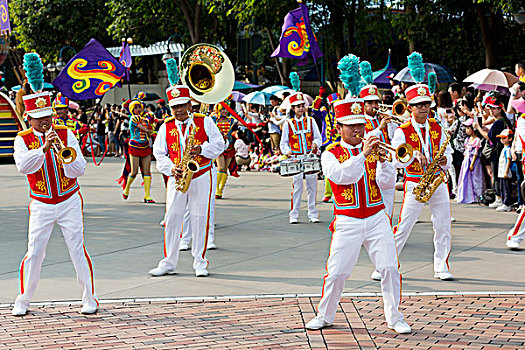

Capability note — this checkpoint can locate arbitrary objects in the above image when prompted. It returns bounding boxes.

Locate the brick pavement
[1,294,524,349]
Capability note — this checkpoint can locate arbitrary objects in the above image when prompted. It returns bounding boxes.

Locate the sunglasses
[412,102,431,108]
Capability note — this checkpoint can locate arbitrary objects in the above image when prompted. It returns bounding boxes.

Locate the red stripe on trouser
[318,218,336,312]
[19,255,28,294]
[82,245,97,306]
[202,171,213,264]
[510,210,525,239]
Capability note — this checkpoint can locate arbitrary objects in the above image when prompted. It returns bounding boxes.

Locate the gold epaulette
[17,128,33,137]
[164,116,176,123]
[326,142,340,151]
[193,113,206,118]
[399,121,411,128]
[54,125,68,130]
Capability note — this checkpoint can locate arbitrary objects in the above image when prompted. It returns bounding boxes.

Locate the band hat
[333,98,366,125]
[52,92,69,109]
[405,84,432,105]
[166,85,191,107]
[23,92,53,119]
[359,84,380,101]
[496,128,513,138]
[288,92,306,106]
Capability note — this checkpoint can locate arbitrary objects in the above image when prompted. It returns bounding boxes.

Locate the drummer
[280,92,322,224]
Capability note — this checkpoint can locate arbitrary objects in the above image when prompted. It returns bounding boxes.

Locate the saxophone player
[381,84,454,281]
[150,85,224,277]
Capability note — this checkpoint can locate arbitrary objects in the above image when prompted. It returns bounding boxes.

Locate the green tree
[10,0,112,62]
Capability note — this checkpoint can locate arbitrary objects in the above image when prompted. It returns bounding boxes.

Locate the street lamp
[46,63,55,72]
[55,46,77,72]
[161,34,179,63]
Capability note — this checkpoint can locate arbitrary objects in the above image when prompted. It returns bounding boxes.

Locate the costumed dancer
[52,92,87,141]
[12,53,97,316]
[379,52,453,281]
[150,83,224,277]
[214,99,238,199]
[280,91,322,224]
[305,98,411,334]
[311,90,341,203]
[122,96,155,203]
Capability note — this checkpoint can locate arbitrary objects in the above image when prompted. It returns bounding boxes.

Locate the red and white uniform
[13,126,97,311]
[280,115,322,221]
[153,114,223,272]
[317,140,404,326]
[391,116,453,274]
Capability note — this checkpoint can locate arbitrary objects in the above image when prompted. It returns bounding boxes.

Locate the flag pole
[298,0,323,89]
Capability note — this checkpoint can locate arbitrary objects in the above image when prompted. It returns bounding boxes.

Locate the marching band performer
[12,89,97,316]
[122,98,155,203]
[306,98,410,334]
[214,101,238,199]
[280,92,322,224]
[312,92,341,203]
[391,84,454,281]
[52,92,87,141]
[150,84,223,277]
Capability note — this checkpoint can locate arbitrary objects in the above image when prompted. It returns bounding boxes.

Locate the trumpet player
[151,85,223,277]
[306,98,411,334]
[374,84,454,281]
[12,91,98,316]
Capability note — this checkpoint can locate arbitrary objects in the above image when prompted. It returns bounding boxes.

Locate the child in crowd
[249,146,260,170]
[456,119,484,203]
[234,130,250,171]
[497,129,514,212]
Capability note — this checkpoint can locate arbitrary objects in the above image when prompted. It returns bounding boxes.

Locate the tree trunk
[405,1,416,52]
[264,27,287,85]
[476,3,497,68]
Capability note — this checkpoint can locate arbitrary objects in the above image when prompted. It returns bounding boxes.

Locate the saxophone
[412,130,451,203]
[174,115,200,193]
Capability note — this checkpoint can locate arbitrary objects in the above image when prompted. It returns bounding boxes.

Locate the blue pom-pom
[23,53,44,93]
[359,61,374,85]
[166,58,179,86]
[338,54,361,97]
[407,52,425,83]
[428,72,437,94]
[289,72,300,92]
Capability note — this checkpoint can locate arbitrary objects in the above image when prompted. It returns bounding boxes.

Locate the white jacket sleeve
[13,135,45,175]
[153,123,176,177]
[200,117,225,160]
[62,129,86,178]
[440,129,453,171]
[321,149,366,185]
[376,160,396,190]
[280,121,291,155]
[311,118,322,148]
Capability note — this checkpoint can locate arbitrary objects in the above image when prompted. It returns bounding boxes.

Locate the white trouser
[15,193,98,310]
[394,181,452,273]
[382,188,395,221]
[181,169,217,246]
[290,172,318,220]
[317,211,403,326]
[159,169,215,271]
[507,210,525,244]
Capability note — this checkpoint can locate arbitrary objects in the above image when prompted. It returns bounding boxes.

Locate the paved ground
[1,158,525,349]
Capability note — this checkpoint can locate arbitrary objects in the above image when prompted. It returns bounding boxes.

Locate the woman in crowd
[456,119,484,203]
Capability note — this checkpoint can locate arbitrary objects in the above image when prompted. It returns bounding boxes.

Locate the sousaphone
[180,43,235,105]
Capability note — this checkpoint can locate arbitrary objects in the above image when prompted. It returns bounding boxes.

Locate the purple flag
[271,3,323,66]
[118,40,132,82]
[0,0,11,34]
[52,39,126,100]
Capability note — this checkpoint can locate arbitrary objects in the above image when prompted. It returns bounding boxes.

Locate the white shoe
[388,320,411,334]
[195,269,209,277]
[289,218,298,224]
[179,243,190,251]
[496,204,511,212]
[305,315,333,330]
[489,198,502,208]
[434,271,454,280]
[207,242,217,250]
[149,267,177,277]
[506,240,521,250]
[450,217,456,222]
[11,306,27,316]
[80,304,98,315]
[159,219,165,226]
[370,270,382,281]
[309,217,320,223]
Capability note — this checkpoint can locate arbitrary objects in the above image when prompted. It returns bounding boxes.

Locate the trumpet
[357,135,413,163]
[375,100,409,124]
[43,125,77,164]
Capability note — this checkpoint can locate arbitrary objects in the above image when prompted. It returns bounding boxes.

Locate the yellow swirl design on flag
[67,59,121,95]
[283,18,311,57]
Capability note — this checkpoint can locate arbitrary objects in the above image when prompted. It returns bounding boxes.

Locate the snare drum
[301,155,321,174]
[280,158,302,176]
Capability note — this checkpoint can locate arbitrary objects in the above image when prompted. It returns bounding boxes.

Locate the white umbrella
[274,88,295,99]
[463,69,518,88]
